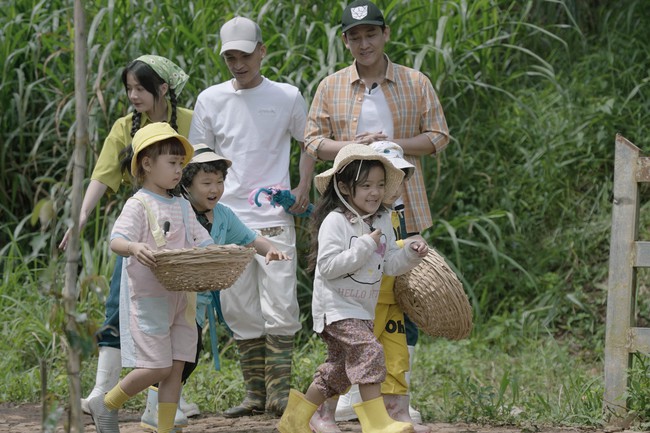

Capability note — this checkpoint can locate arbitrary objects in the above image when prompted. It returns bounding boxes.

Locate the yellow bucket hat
[131,122,193,176]
[315,143,404,198]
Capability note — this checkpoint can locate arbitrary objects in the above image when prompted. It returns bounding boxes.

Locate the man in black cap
[305,1,447,432]
[305,0,448,241]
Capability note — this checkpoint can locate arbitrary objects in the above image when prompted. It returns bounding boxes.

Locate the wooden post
[603,134,645,422]
[62,1,89,432]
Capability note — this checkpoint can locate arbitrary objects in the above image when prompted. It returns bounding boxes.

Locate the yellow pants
[374,302,408,395]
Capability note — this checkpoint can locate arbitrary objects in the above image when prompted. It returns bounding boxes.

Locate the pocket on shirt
[135,296,170,335]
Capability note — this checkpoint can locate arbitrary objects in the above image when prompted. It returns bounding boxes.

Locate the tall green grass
[2,0,650,427]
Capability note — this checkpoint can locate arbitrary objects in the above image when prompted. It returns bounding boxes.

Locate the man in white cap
[189,16,315,418]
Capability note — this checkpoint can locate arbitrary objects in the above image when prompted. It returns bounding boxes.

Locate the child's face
[125,72,155,114]
[141,153,185,195]
[223,44,266,90]
[186,170,225,212]
[383,179,405,206]
[339,165,386,215]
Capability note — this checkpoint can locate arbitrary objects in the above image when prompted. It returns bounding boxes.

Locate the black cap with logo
[341,0,385,33]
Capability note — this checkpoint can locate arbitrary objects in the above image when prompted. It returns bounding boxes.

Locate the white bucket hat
[369,141,415,180]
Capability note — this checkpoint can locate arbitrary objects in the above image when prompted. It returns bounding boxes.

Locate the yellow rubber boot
[277,389,318,433]
[353,396,415,433]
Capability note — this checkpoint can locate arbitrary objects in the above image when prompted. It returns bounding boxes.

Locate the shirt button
[353,118,357,122]
[357,97,362,101]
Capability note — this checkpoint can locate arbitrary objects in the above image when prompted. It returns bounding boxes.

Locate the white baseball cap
[369,141,415,180]
[220,17,263,55]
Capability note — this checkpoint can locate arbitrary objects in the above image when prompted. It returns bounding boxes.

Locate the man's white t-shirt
[189,77,307,229]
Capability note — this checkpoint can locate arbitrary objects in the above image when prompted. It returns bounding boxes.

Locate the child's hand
[369,229,382,246]
[130,242,157,268]
[408,240,429,258]
[265,248,291,264]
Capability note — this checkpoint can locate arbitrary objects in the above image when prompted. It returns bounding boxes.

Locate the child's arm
[247,236,291,264]
[405,233,426,244]
[110,237,157,268]
[384,229,427,276]
[317,214,377,279]
[110,197,156,267]
[211,204,288,263]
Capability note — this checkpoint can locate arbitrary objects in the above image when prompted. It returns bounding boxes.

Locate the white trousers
[220,225,301,340]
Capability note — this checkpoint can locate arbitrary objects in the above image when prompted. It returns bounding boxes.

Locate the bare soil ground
[0,403,623,433]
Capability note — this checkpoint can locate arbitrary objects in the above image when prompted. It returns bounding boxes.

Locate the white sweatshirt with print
[312,208,423,333]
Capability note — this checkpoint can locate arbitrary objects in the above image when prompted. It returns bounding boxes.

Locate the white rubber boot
[140,386,188,432]
[334,384,361,422]
[179,386,200,417]
[406,345,422,424]
[81,346,121,415]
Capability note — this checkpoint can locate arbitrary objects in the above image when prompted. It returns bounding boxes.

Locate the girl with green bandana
[59,54,195,431]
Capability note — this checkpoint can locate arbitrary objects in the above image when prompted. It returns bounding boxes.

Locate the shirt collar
[140,99,172,126]
[348,55,395,84]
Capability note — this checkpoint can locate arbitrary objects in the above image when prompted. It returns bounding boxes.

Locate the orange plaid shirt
[305,58,449,233]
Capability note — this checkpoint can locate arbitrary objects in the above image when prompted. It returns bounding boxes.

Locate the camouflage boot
[265,334,293,416]
[223,337,266,418]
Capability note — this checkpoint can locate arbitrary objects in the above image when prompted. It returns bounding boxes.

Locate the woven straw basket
[395,248,472,340]
[152,244,255,292]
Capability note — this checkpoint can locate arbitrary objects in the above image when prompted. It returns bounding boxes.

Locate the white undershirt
[356,85,394,139]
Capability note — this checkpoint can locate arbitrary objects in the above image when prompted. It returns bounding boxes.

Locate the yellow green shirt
[91,103,193,193]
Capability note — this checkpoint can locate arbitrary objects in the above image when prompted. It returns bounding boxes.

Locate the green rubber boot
[223,337,266,418]
[265,334,293,416]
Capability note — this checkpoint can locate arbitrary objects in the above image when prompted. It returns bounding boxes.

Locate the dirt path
[0,403,621,433]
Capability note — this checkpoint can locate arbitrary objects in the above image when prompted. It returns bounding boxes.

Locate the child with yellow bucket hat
[87,122,213,433]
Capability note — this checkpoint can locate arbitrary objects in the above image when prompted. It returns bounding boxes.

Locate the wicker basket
[395,248,472,340]
[152,244,255,292]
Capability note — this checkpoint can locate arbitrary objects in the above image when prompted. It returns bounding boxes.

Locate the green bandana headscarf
[135,54,189,95]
